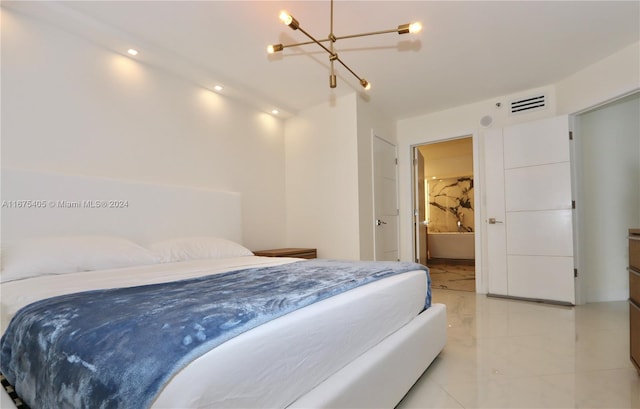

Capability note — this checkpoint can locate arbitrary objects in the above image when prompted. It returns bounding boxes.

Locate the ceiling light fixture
[267,0,422,90]
[127,48,139,56]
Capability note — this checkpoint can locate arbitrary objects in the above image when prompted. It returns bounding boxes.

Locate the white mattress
[0,256,296,334]
[1,256,428,408]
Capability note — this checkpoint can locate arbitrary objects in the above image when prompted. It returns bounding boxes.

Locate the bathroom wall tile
[428,177,474,232]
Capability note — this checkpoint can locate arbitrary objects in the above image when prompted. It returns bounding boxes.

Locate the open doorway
[573,91,640,303]
[413,136,475,292]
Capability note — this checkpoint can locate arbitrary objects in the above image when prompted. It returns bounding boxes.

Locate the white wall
[397,42,640,299]
[284,94,360,259]
[284,94,396,261]
[397,84,559,252]
[397,85,557,292]
[557,43,640,115]
[575,93,640,302]
[5,5,638,276]
[1,8,287,250]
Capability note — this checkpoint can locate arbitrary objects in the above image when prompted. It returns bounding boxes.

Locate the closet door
[373,134,399,261]
[486,115,575,304]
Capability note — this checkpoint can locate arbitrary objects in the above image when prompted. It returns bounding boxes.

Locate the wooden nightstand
[253,248,317,259]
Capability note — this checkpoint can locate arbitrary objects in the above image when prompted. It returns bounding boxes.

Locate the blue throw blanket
[0,259,429,409]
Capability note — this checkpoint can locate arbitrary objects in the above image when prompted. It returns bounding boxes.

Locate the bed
[0,169,447,409]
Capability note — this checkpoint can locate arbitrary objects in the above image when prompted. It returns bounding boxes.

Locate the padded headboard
[1,168,242,244]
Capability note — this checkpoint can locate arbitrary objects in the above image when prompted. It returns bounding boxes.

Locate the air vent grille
[510,94,546,114]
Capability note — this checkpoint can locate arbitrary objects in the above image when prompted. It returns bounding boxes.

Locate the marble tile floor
[429,264,476,293]
[397,289,640,409]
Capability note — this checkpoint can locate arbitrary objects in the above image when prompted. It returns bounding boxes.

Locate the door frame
[570,88,640,305]
[414,148,427,266]
[410,132,484,293]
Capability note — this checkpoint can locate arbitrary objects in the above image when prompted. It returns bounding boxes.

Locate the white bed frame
[1,168,242,243]
[290,303,446,408]
[0,168,446,408]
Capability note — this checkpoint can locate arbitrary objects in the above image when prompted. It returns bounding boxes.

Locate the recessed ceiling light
[127,49,139,56]
[214,85,223,92]
[271,109,279,115]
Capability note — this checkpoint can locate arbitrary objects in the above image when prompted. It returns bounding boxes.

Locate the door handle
[488,218,503,224]
[375,219,387,226]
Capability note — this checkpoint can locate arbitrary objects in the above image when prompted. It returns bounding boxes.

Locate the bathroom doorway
[413,136,475,292]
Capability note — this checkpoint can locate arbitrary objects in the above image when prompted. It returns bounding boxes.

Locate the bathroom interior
[417,137,475,292]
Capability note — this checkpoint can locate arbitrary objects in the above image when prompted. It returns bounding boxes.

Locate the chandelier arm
[330,59,337,88]
[296,25,337,57]
[278,27,402,50]
[329,0,338,88]
[334,28,399,41]
[330,0,334,35]
[281,39,330,49]
[334,55,363,83]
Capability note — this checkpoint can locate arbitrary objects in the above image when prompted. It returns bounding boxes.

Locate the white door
[485,128,509,295]
[414,148,428,265]
[373,135,399,261]
[485,115,575,304]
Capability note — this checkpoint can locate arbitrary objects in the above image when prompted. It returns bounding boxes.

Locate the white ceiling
[7,1,639,120]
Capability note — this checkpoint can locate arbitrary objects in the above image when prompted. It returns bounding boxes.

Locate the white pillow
[1,236,159,283]
[148,237,253,263]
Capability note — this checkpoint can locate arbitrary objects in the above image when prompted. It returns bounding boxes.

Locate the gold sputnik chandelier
[267,0,422,90]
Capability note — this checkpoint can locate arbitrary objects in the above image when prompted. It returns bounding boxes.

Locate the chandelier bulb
[398,22,422,35]
[279,11,291,24]
[267,44,284,54]
[409,22,423,34]
[279,11,299,30]
[360,79,371,90]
